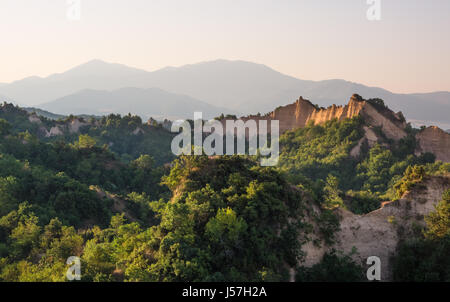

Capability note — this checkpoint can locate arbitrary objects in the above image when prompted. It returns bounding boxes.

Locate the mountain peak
[85,58,108,64]
[76,59,109,66]
[64,59,146,75]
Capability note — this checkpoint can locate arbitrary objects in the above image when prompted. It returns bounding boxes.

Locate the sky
[0,0,449,93]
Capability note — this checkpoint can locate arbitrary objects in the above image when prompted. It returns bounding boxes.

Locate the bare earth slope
[415,126,450,162]
[301,174,450,281]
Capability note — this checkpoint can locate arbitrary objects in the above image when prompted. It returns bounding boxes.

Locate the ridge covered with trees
[0,101,449,281]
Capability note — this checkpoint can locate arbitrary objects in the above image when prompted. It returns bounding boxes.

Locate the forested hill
[0,98,449,281]
[0,102,175,165]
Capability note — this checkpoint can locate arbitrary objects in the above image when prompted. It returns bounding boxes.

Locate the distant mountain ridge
[23,107,65,120]
[0,59,448,126]
[38,87,233,120]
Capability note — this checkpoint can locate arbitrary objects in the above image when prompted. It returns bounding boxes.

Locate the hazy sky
[1,0,449,93]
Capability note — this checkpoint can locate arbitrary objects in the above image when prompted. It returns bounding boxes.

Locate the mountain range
[38,87,231,120]
[0,59,449,127]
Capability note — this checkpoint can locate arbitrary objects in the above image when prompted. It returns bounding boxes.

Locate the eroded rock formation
[69,118,88,133]
[415,126,450,162]
[223,94,450,162]
[227,94,407,141]
[301,174,450,281]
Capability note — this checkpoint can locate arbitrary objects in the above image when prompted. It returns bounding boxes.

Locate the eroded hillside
[224,94,450,163]
[300,174,450,281]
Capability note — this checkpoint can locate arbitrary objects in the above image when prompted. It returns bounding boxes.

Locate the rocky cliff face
[222,94,450,162]
[229,94,408,141]
[30,116,89,137]
[415,126,450,162]
[300,174,450,281]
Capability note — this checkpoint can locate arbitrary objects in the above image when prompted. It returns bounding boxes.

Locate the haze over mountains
[0,59,449,127]
[39,87,231,120]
